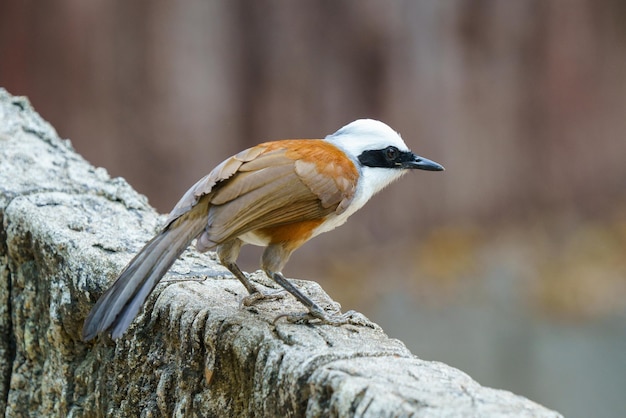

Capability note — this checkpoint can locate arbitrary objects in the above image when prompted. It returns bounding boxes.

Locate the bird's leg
[267,271,321,312]
[269,271,371,326]
[269,271,340,322]
[260,244,365,326]
[224,259,262,295]
[226,262,287,306]
[217,239,285,305]
[218,239,259,294]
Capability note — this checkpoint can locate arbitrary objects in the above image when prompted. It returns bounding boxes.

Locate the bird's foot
[274,306,376,328]
[240,288,287,308]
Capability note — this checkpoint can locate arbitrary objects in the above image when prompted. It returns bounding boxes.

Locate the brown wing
[201,140,359,245]
[165,145,266,226]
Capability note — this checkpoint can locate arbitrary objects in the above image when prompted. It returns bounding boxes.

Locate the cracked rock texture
[0,88,562,417]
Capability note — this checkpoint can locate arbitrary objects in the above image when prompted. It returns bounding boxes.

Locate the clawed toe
[240,288,286,307]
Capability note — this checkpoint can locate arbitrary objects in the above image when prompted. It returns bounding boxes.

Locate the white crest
[325,119,410,158]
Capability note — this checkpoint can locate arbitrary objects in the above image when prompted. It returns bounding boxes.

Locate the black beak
[403,154,445,171]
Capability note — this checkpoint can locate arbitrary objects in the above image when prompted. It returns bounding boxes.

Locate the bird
[82,119,444,341]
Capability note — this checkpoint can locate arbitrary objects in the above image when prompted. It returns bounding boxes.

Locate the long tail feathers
[82,215,206,341]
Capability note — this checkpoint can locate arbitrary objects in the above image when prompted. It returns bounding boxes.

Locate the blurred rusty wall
[3,3,626,415]
[1,0,625,237]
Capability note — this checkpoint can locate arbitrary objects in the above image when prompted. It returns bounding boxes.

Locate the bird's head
[326,119,444,196]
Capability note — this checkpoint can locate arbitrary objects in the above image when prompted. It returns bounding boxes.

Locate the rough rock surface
[0,88,562,417]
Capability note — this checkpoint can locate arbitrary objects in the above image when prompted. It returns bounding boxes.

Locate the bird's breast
[309,181,369,237]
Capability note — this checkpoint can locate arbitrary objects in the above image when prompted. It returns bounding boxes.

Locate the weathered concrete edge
[0,88,562,417]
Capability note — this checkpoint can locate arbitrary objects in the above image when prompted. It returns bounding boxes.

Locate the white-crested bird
[82,119,444,340]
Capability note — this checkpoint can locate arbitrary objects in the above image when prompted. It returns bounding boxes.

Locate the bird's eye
[385,146,399,161]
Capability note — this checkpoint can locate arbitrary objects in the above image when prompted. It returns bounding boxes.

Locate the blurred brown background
[2,1,625,416]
